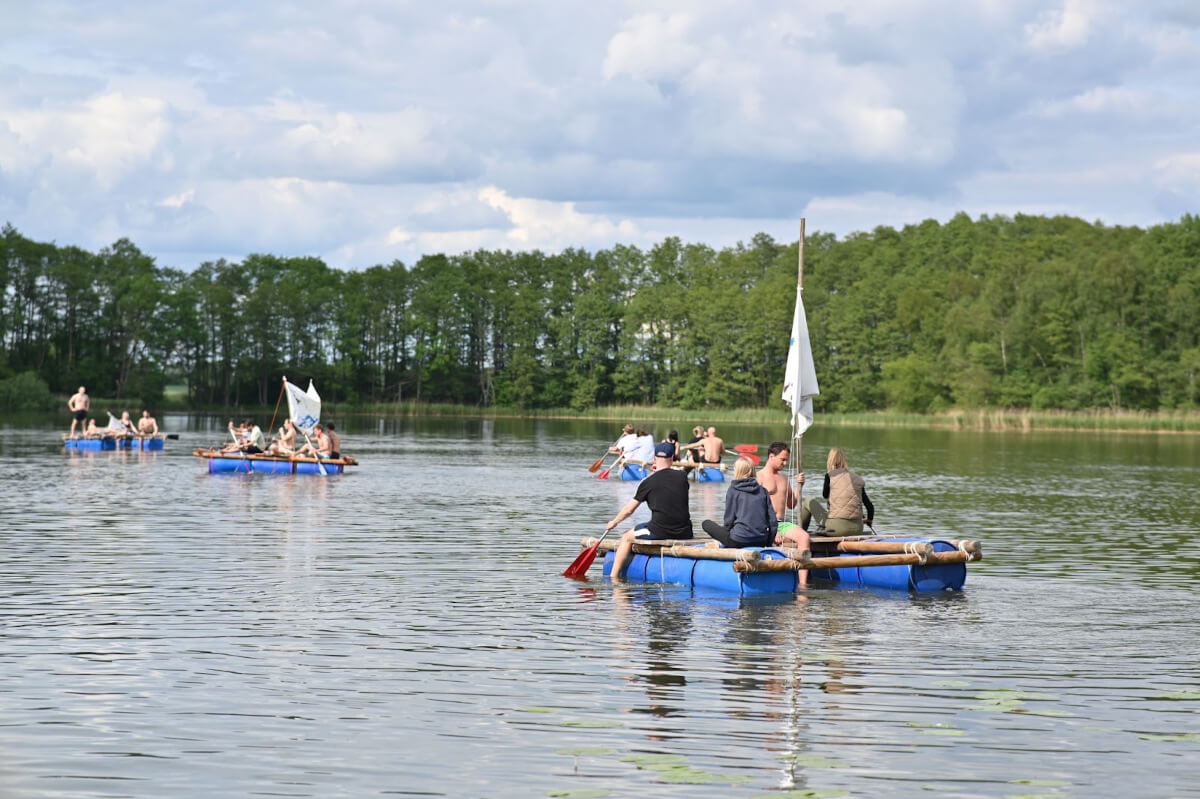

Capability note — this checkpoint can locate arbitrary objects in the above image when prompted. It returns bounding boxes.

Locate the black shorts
[243,445,263,454]
[74,410,87,421]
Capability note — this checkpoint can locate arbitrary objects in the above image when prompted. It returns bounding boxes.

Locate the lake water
[2,415,1199,798]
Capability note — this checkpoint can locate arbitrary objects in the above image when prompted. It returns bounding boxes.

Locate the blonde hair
[733,457,755,480]
[826,447,848,472]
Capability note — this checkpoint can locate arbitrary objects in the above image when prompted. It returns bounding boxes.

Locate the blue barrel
[815,539,966,592]
[740,549,800,596]
[620,463,647,481]
[64,438,116,451]
[697,467,724,482]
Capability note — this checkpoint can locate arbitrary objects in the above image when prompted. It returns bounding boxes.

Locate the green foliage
[0,371,55,410]
[2,214,1198,413]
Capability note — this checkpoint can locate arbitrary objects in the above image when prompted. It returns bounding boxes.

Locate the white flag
[107,413,125,432]
[284,379,322,434]
[781,288,820,435]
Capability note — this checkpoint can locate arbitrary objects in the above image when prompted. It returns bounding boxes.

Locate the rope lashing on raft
[901,541,928,565]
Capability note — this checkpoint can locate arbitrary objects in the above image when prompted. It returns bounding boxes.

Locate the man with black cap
[604,441,693,580]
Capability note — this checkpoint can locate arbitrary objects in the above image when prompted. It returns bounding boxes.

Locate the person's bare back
[701,427,724,463]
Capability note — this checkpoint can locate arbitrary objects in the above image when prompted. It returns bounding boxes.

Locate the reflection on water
[1,416,1199,796]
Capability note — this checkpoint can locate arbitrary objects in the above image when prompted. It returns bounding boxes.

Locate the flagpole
[795,218,805,516]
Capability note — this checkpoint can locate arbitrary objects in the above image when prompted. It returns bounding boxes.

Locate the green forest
[1,213,1198,413]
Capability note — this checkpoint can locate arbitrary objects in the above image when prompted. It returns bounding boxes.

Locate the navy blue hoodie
[723,477,778,546]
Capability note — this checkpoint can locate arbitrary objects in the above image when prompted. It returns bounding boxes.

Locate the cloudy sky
[2,1,1198,269]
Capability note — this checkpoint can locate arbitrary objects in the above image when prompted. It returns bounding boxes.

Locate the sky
[2,0,1199,270]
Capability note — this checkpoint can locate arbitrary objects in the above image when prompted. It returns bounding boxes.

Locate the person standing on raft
[800,447,874,536]
[605,442,694,579]
[67,386,89,437]
[701,458,776,547]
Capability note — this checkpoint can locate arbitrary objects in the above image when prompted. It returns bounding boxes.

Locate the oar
[733,444,759,453]
[724,450,760,465]
[563,529,610,579]
[587,451,609,473]
[598,454,624,480]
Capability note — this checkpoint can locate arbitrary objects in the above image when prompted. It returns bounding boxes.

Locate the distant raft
[606,461,725,482]
[193,448,357,475]
[64,435,165,451]
[579,534,981,594]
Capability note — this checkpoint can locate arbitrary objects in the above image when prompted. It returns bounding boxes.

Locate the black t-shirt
[633,468,693,538]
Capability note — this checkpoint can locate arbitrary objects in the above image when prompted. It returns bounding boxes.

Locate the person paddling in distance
[295,424,332,459]
[68,386,90,437]
[680,426,725,466]
[701,458,776,548]
[799,447,874,536]
[605,442,694,580]
[609,423,637,456]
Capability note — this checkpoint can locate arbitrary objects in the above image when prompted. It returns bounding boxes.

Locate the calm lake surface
[2,415,1199,798]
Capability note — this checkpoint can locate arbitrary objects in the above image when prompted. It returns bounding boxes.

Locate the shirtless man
[68,386,89,437]
[295,424,331,459]
[757,441,810,583]
[699,426,725,465]
[138,410,159,436]
[267,419,298,456]
[325,422,342,459]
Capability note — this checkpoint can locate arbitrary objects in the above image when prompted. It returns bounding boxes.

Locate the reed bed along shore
[350,402,1200,434]
[54,397,1200,434]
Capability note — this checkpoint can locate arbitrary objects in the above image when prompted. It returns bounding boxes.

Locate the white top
[613,432,638,453]
[625,434,656,463]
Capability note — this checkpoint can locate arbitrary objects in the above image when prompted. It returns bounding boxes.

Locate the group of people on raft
[608,423,728,469]
[214,418,343,461]
[603,437,874,586]
[66,386,160,439]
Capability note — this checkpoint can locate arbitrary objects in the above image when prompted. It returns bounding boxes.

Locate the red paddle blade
[563,543,601,578]
[597,468,610,479]
[734,444,759,453]
[740,453,761,465]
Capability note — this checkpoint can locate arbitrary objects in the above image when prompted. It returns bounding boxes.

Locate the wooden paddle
[598,454,624,480]
[563,529,610,579]
[587,451,609,473]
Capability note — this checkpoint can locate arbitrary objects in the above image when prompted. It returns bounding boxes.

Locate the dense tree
[1,214,1197,412]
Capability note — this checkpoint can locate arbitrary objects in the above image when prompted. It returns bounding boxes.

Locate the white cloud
[0,2,1197,269]
[1025,0,1096,52]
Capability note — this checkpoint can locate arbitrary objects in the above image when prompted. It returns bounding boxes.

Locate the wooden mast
[795,218,805,491]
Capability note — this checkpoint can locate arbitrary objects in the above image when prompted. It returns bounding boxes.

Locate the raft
[193,449,357,475]
[582,535,981,594]
[120,435,165,450]
[64,437,117,451]
[613,462,725,482]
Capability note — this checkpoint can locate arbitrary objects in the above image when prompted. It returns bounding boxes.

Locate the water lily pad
[1150,689,1200,701]
[519,707,559,713]
[724,644,765,651]
[547,790,610,798]
[557,747,619,757]
[748,787,854,791]
[561,720,623,728]
[621,754,686,766]
[1015,709,1074,717]
[792,754,848,769]
[650,764,751,785]
[907,721,964,735]
[1138,732,1200,742]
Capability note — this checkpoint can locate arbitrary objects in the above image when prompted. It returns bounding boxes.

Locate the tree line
[1,213,1198,412]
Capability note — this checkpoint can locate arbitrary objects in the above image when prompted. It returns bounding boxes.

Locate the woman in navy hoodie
[701,458,777,547]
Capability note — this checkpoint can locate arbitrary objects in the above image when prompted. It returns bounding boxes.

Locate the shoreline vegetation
[4,214,1200,416]
[50,397,1200,434]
